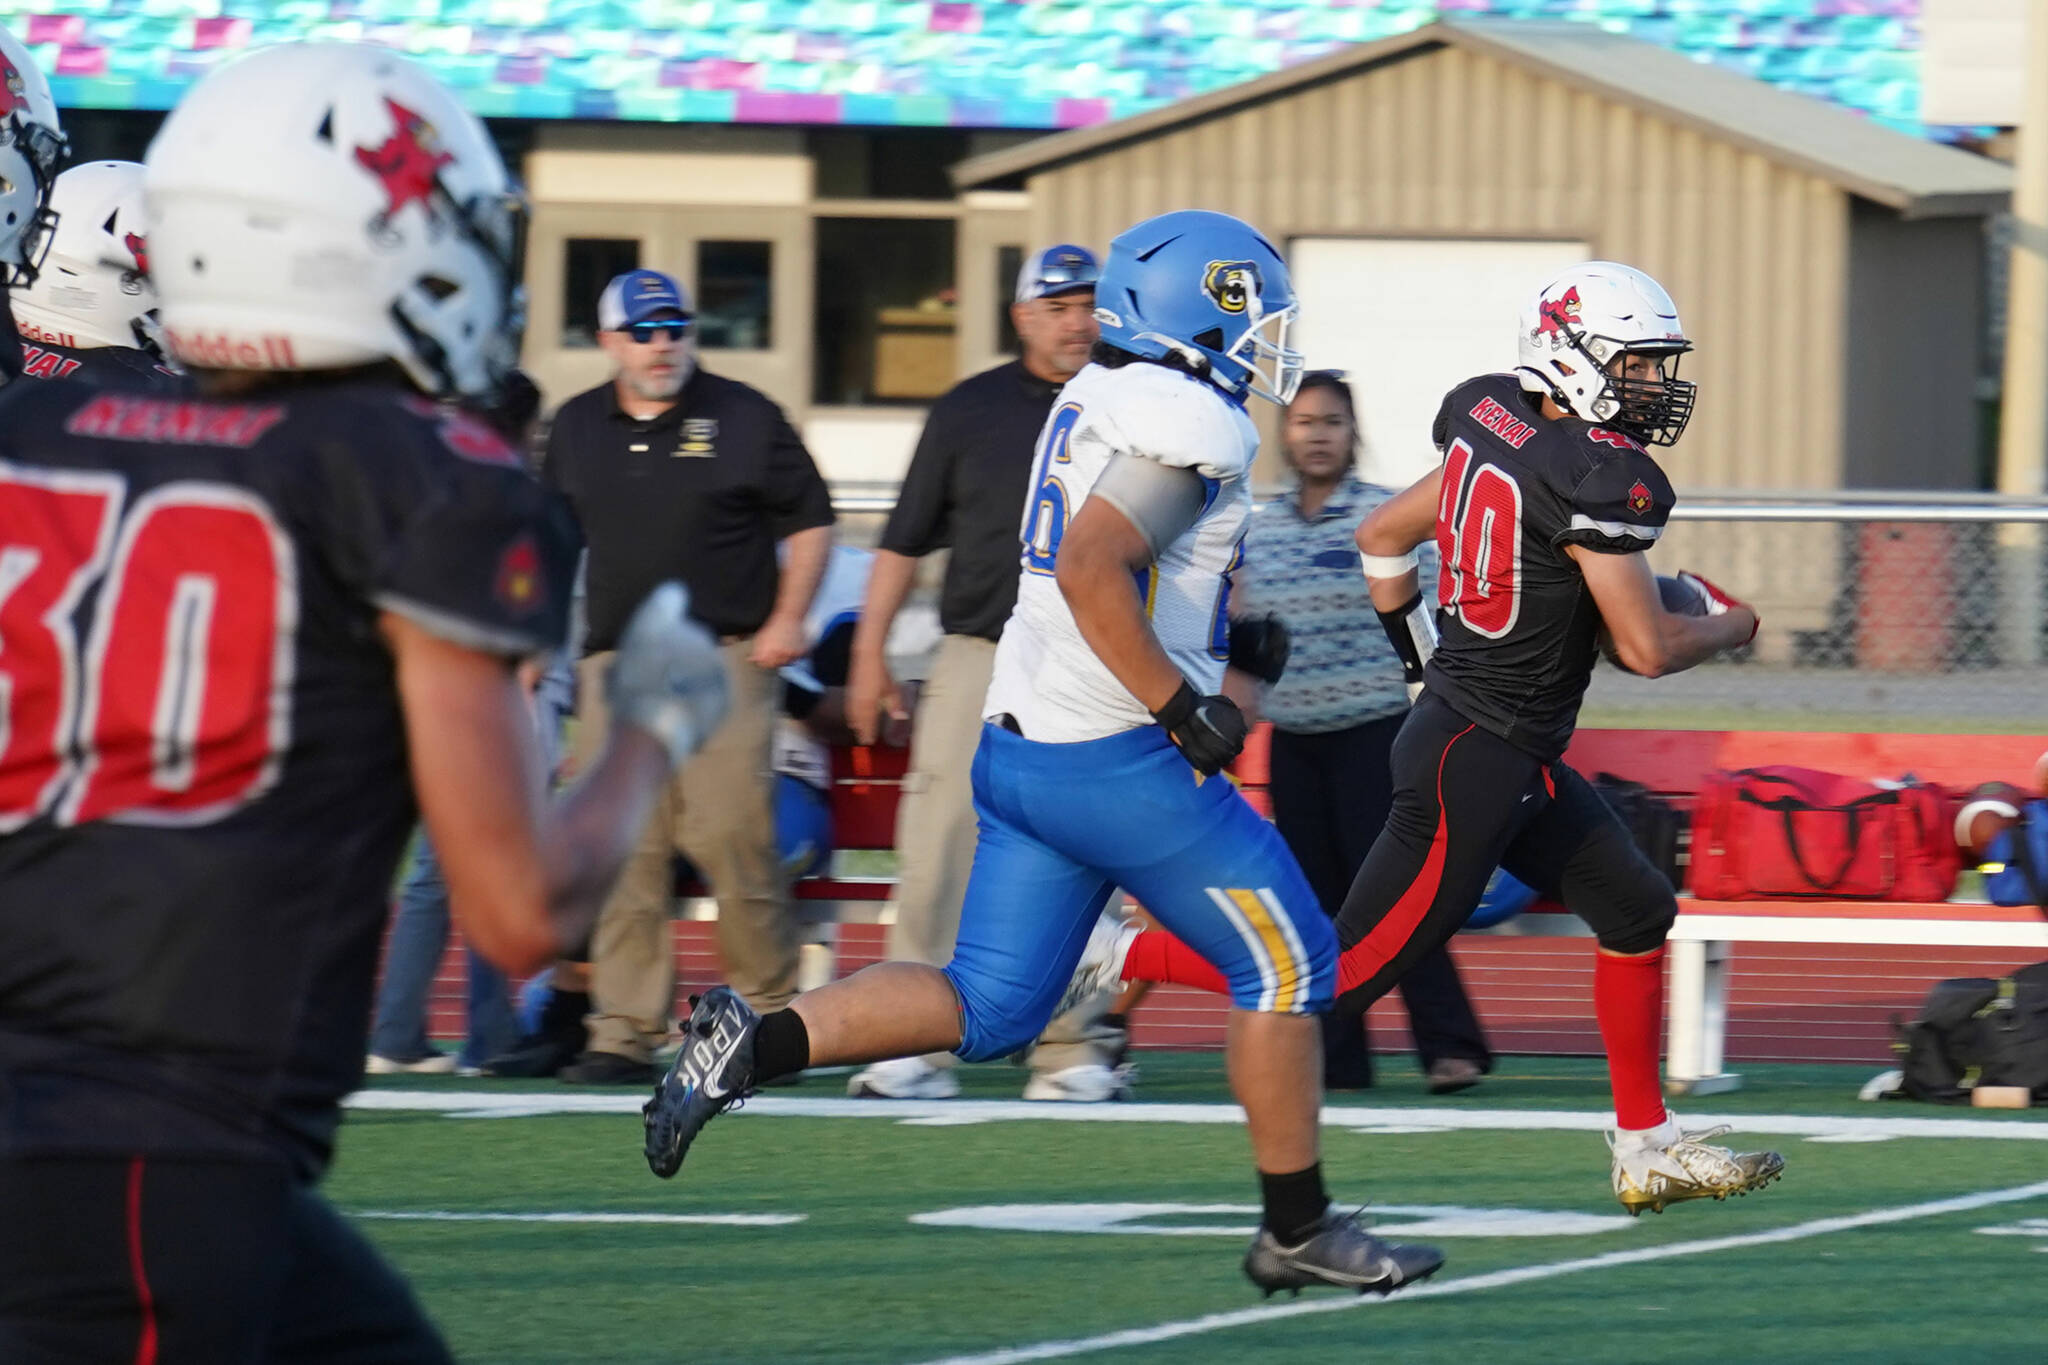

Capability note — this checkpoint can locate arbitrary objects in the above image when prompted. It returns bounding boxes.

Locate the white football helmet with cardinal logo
[0,27,67,287]
[12,161,165,355]
[1516,261,1695,446]
[143,41,524,402]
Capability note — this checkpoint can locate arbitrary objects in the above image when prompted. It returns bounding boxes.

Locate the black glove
[1151,680,1248,777]
[1226,613,1291,685]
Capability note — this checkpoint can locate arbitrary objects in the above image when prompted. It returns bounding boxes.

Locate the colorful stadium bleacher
[7,2,1954,137]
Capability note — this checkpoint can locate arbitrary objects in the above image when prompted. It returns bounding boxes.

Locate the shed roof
[953,18,2010,218]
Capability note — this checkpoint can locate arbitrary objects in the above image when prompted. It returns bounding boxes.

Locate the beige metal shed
[954,18,2013,498]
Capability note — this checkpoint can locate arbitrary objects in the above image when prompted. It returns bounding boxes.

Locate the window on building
[810,129,969,201]
[813,217,957,405]
[560,237,639,348]
[695,240,773,350]
[995,244,1024,355]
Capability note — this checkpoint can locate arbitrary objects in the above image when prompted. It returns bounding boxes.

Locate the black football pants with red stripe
[0,1155,452,1364]
[1330,691,1677,1013]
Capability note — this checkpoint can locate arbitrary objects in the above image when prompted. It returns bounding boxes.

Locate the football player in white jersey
[644,210,1442,1296]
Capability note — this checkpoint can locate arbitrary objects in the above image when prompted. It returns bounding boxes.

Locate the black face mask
[1604,352,1697,447]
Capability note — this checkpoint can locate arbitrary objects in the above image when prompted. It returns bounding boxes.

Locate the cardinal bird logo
[123,231,149,277]
[0,59,24,119]
[1627,479,1653,515]
[1536,285,1582,337]
[354,97,453,240]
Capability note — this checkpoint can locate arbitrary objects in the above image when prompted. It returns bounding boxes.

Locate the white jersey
[984,361,1258,742]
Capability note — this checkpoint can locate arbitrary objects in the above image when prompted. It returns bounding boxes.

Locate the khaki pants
[574,644,797,1062]
[886,635,995,1068]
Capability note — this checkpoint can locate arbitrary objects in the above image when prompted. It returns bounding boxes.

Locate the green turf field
[334,1056,2048,1364]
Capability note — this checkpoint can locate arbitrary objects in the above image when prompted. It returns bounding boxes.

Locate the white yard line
[351,1210,804,1226]
[914,1180,2048,1365]
[344,1089,2048,1142]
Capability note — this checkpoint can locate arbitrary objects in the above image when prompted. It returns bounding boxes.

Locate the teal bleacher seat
[11,1,1977,139]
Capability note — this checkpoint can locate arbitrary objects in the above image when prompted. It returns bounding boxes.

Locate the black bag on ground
[1895,961,2048,1103]
[1591,772,1688,891]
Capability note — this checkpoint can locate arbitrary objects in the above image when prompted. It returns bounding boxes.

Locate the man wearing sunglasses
[536,268,835,1084]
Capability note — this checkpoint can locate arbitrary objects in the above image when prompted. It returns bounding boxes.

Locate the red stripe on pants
[1336,723,1475,997]
[126,1157,157,1365]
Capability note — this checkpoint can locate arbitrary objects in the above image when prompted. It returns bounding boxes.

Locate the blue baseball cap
[1014,244,1100,303]
[598,269,693,331]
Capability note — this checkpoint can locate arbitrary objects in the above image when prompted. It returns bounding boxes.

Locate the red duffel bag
[1689,765,1959,902]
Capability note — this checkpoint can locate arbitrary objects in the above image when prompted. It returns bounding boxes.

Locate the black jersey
[1421,373,1674,761]
[0,379,578,1177]
[12,335,186,390]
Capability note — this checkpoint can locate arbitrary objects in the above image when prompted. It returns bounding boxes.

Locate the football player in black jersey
[0,26,69,384]
[1077,263,1783,1216]
[9,160,185,390]
[0,44,729,1362]
[1343,262,1779,1215]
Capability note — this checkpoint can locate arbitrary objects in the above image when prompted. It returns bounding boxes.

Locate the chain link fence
[831,488,2048,731]
[1588,497,2048,730]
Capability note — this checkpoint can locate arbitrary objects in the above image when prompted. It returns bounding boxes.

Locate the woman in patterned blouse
[1238,372,1494,1093]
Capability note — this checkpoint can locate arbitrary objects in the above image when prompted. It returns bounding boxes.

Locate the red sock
[1122,930,1230,996]
[1594,945,1668,1131]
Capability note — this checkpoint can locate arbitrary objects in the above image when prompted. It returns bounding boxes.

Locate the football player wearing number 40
[1079,262,1786,1218]
[0,44,731,1363]
[645,209,1446,1300]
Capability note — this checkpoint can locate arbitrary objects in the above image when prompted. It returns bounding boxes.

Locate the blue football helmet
[1092,209,1304,406]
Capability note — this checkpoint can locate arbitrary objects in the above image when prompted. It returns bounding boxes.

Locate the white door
[1289,237,1589,489]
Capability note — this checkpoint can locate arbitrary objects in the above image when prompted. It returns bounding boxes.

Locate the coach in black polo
[543,268,833,1084]
[841,244,1117,1102]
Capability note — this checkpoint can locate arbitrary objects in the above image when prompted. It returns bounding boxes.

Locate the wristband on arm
[1374,591,1439,702]
[1360,549,1419,578]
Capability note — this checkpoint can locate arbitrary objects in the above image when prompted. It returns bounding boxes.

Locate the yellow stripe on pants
[1225,887,1301,1013]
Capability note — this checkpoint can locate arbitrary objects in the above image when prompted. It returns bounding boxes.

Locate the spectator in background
[1239,371,1493,1094]
[368,371,560,1078]
[843,245,1125,1102]
[540,269,834,1084]
[774,545,932,882]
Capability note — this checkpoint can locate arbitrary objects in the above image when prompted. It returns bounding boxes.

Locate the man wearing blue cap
[843,244,1108,1101]
[538,268,834,1084]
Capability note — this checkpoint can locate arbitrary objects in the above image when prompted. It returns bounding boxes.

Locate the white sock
[1618,1112,1681,1150]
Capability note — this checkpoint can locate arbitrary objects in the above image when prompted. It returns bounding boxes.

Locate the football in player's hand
[1954,780,2027,860]
[1597,574,1706,673]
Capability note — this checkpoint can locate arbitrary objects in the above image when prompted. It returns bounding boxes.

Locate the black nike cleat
[642,988,760,1178]
[1243,1206,1444,1297]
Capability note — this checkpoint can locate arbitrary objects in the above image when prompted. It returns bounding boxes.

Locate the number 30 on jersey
[0,464,296,831]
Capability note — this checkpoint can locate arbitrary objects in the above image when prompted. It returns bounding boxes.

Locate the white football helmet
[0,29,67,286]
[1516,261,1695,446]
[13,161,164,355]
[143,41,524,401]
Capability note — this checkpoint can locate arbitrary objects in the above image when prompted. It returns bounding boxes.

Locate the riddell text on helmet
[165,329,299,370]
[16,319,79,349]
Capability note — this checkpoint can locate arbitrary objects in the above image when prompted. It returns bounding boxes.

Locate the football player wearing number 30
[1081,263,1783,1217]
[0,44,729,1361]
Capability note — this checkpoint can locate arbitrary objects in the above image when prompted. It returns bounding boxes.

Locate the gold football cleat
[1608,1124,1785,1216]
